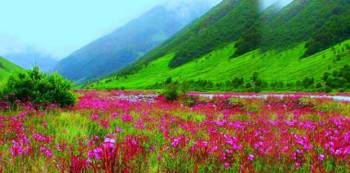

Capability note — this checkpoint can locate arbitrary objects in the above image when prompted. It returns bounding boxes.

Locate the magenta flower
[157,154,162,161]
[224,162,230,169]
[33,133,52,144]
[115,127,122,133]
[88,147,103,160]
[171,137,181,147]
[103,138,116,149]
[248,154,255,161]
[111,112,119,119]
[40,146,52,158]
[56,143,67,152]
[10,141,24,157]
[100,119,110,129]
[122,114,133,122]
[87,150,94,159]
[135,119,145,129]
[90,113,99,121]
[318,154,325,161]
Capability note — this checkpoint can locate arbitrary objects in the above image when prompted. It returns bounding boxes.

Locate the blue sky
[0,0,165,58]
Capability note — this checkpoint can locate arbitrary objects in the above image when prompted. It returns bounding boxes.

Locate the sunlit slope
[116,0,350,77]
[0,57,23,87]
[90,39,350,89]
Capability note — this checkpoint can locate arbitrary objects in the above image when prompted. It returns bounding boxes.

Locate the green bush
[1,67,76,108]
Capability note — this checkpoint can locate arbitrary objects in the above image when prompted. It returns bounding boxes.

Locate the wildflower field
[1,90,350,173]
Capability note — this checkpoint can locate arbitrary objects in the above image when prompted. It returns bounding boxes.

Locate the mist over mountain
[260,0,293,9]
[4,49,57,72]
[55,0,219,83]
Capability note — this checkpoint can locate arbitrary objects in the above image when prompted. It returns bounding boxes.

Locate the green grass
[91,39,350,90]
[0,57,23,88]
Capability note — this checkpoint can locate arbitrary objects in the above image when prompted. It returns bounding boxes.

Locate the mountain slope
[90,0,350,90]
[90,39,350,89]
[5,49,57,72]
[55,0,218,83]
[118,0,258,73]
[0,57,23,87]
[261,0,350,54]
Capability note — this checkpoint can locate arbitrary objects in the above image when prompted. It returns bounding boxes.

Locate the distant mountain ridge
[55,0,218,83]
[4,49,57,72]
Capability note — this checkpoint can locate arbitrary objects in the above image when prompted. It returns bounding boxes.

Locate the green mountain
[0,57,23,87]
[90,0,350,90]
[55,0,218,83]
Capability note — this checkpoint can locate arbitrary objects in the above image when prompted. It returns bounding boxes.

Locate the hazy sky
[0,0,168,58]
[0,0,292,59]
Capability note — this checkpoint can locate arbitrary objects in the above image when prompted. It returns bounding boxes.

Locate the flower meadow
[0,90,350,172]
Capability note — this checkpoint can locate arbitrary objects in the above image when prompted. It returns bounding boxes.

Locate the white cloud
[163,0,221,11]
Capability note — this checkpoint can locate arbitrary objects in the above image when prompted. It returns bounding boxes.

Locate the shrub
[1,67,76,108]
[230,77,245,88]
[164,77,173,85]
[162,83,179,101]
[249,72,263,92]
[322,65,350,91]
[301,77,315,89]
